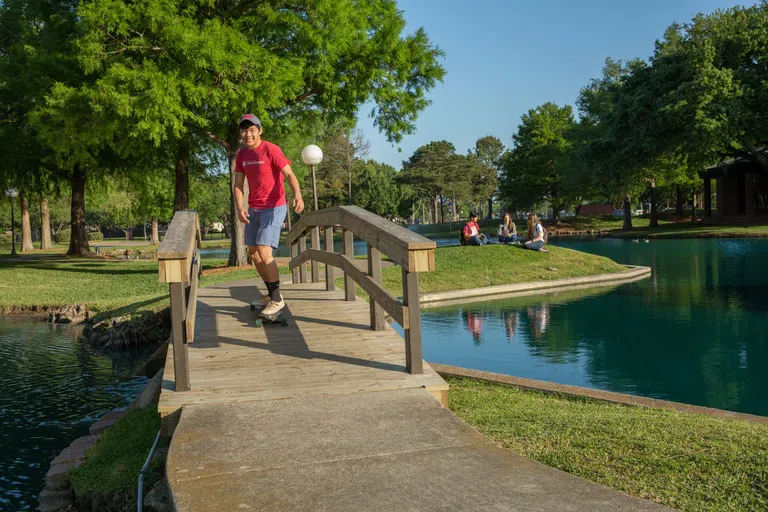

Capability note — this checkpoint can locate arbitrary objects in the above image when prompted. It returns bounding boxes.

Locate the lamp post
[5,188,19,256]
[301,144,323,211]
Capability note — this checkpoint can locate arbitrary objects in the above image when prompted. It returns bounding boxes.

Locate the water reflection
[419,238,768,416]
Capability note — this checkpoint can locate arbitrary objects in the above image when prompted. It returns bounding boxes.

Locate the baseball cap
[239,113,261,128]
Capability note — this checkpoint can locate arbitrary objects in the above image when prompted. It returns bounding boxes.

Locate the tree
[400,141,458,223]
[354,160,404,219]
[500,103,576,225]
[74,0,446,265]
[471,136,504,218]
[316,127,371,207]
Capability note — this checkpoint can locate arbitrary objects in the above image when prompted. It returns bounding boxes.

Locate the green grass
[608,221,768,239]
[380,244,625,295]
[69,407,167,507]
[0,257,286,316]
[448,377,768,512]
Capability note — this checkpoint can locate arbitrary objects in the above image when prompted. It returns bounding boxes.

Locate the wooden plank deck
[158,277,448,429]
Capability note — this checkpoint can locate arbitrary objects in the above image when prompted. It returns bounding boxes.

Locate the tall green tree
[354,160,405,219]
[500,102,576,225]
[73,0,445,265]
[470,136,504,218]
[400,141,457,223]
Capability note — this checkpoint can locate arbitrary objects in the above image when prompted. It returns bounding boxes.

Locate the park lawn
[379,244,626,295]
[69,407,166,507]
[0,257,281,316]
[608,221,768,239]
[448,377,768,512]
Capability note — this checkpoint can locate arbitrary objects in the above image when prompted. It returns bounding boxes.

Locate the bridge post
[367,244,386,331]
[311,227,320,283]
[299,235,307,283]
[402,268,423,374]
[290,243,299,283]
[325,227,335,291]
[170,281,191,391]
[343,229,355,301]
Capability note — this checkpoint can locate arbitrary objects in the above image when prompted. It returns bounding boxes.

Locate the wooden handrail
[157,210,202,392]
[287,206,436,374]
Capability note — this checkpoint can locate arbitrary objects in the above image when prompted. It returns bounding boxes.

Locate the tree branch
[189,125,229,150]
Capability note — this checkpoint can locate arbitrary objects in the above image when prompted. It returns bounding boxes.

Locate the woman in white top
[524,214,549,252]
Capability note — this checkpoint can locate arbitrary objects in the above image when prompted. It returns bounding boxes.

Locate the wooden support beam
[311,226,320,283]
[402,268,423,375]
[169,281,190,391]
[324,227,335,291]
[184,251,200,344]
[290,243,299,283]
[368,244,386,331]
[289,249,407,328]
[343,229,355,301]
[299,236,307,283]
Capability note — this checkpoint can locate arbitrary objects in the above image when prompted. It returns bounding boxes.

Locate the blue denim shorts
[245,204,287,249]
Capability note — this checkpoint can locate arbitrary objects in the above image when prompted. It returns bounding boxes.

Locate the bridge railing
[157,210,202,392]
[285,206,436,374]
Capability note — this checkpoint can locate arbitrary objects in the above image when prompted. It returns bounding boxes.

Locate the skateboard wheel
[280,317,288,326]
[254,319,263,327]
[250,304,256,312]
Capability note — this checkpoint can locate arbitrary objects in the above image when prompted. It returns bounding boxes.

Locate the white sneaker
[261,299,285,317]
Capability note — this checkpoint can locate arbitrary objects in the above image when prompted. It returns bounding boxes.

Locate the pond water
[0,318,152,510]
[411,237,768,416]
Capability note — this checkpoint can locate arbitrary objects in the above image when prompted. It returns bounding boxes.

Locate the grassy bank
[377,244,626,296]
[0,257,277,317]
[607,221,768,239]
[69,407,166,508]
[448,376,768,512]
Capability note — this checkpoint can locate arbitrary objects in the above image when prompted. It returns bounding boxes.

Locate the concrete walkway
[167,389,672,511]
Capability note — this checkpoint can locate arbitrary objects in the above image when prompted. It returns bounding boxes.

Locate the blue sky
[357,0,745,169]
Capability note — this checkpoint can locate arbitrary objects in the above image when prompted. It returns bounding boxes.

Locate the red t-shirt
[462,221,480,239]
[235,141,291,209]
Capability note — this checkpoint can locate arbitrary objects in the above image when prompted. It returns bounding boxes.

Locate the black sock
[266,281,281,301]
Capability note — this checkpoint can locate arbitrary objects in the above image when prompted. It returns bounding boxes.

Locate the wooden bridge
[153,208,671,512]
[156,206,447,434]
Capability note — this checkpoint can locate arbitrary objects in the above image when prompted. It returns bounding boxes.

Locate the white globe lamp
[301,145,323,210]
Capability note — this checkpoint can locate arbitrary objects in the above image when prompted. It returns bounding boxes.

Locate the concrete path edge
[432,363,768,424]
[419,265,651,305]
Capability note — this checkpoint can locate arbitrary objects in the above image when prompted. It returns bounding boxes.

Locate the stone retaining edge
[418,265,651,304]
[431,363,768,424]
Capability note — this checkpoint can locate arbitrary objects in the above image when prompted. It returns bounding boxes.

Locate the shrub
[54,229,71,244]
[88,231,104,242]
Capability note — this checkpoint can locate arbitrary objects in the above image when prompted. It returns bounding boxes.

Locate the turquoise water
[418,238,768,416]
[0,318,151,510]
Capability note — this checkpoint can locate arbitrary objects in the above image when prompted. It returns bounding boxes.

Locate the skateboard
[249,301,288,327]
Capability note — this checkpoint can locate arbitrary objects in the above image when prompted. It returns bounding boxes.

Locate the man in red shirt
[461,212,488,245]
[234,114,305,317]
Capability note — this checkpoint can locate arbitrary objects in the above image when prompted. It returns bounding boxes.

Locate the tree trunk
[439,195,445,224]
[151,216,160,245]
[348,169,353,206]
[552,187,560,226]
[227,123,248,267]
[691,188,697,224]
[174,139,190,212]
[20,192,34,252]
[487,196,493,219]
[622,193,633,231]
[124,227,134,241]
[675,186,684,216]
[39,197,52,250]
[649,179,659,228]
[67,166,90,256]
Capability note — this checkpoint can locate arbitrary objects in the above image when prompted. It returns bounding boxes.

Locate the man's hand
[292,196,305,214]
[237,207,250,224]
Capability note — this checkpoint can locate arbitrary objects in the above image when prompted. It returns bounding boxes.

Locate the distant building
[698,155,768,222]
[577,204,614,216]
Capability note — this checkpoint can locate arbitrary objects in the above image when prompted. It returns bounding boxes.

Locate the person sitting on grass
[498,212,517,244]
[461,212,488,245]
[523,214,549,252]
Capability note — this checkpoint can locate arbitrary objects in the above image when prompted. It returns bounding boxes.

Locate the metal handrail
[137,429,162,512]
